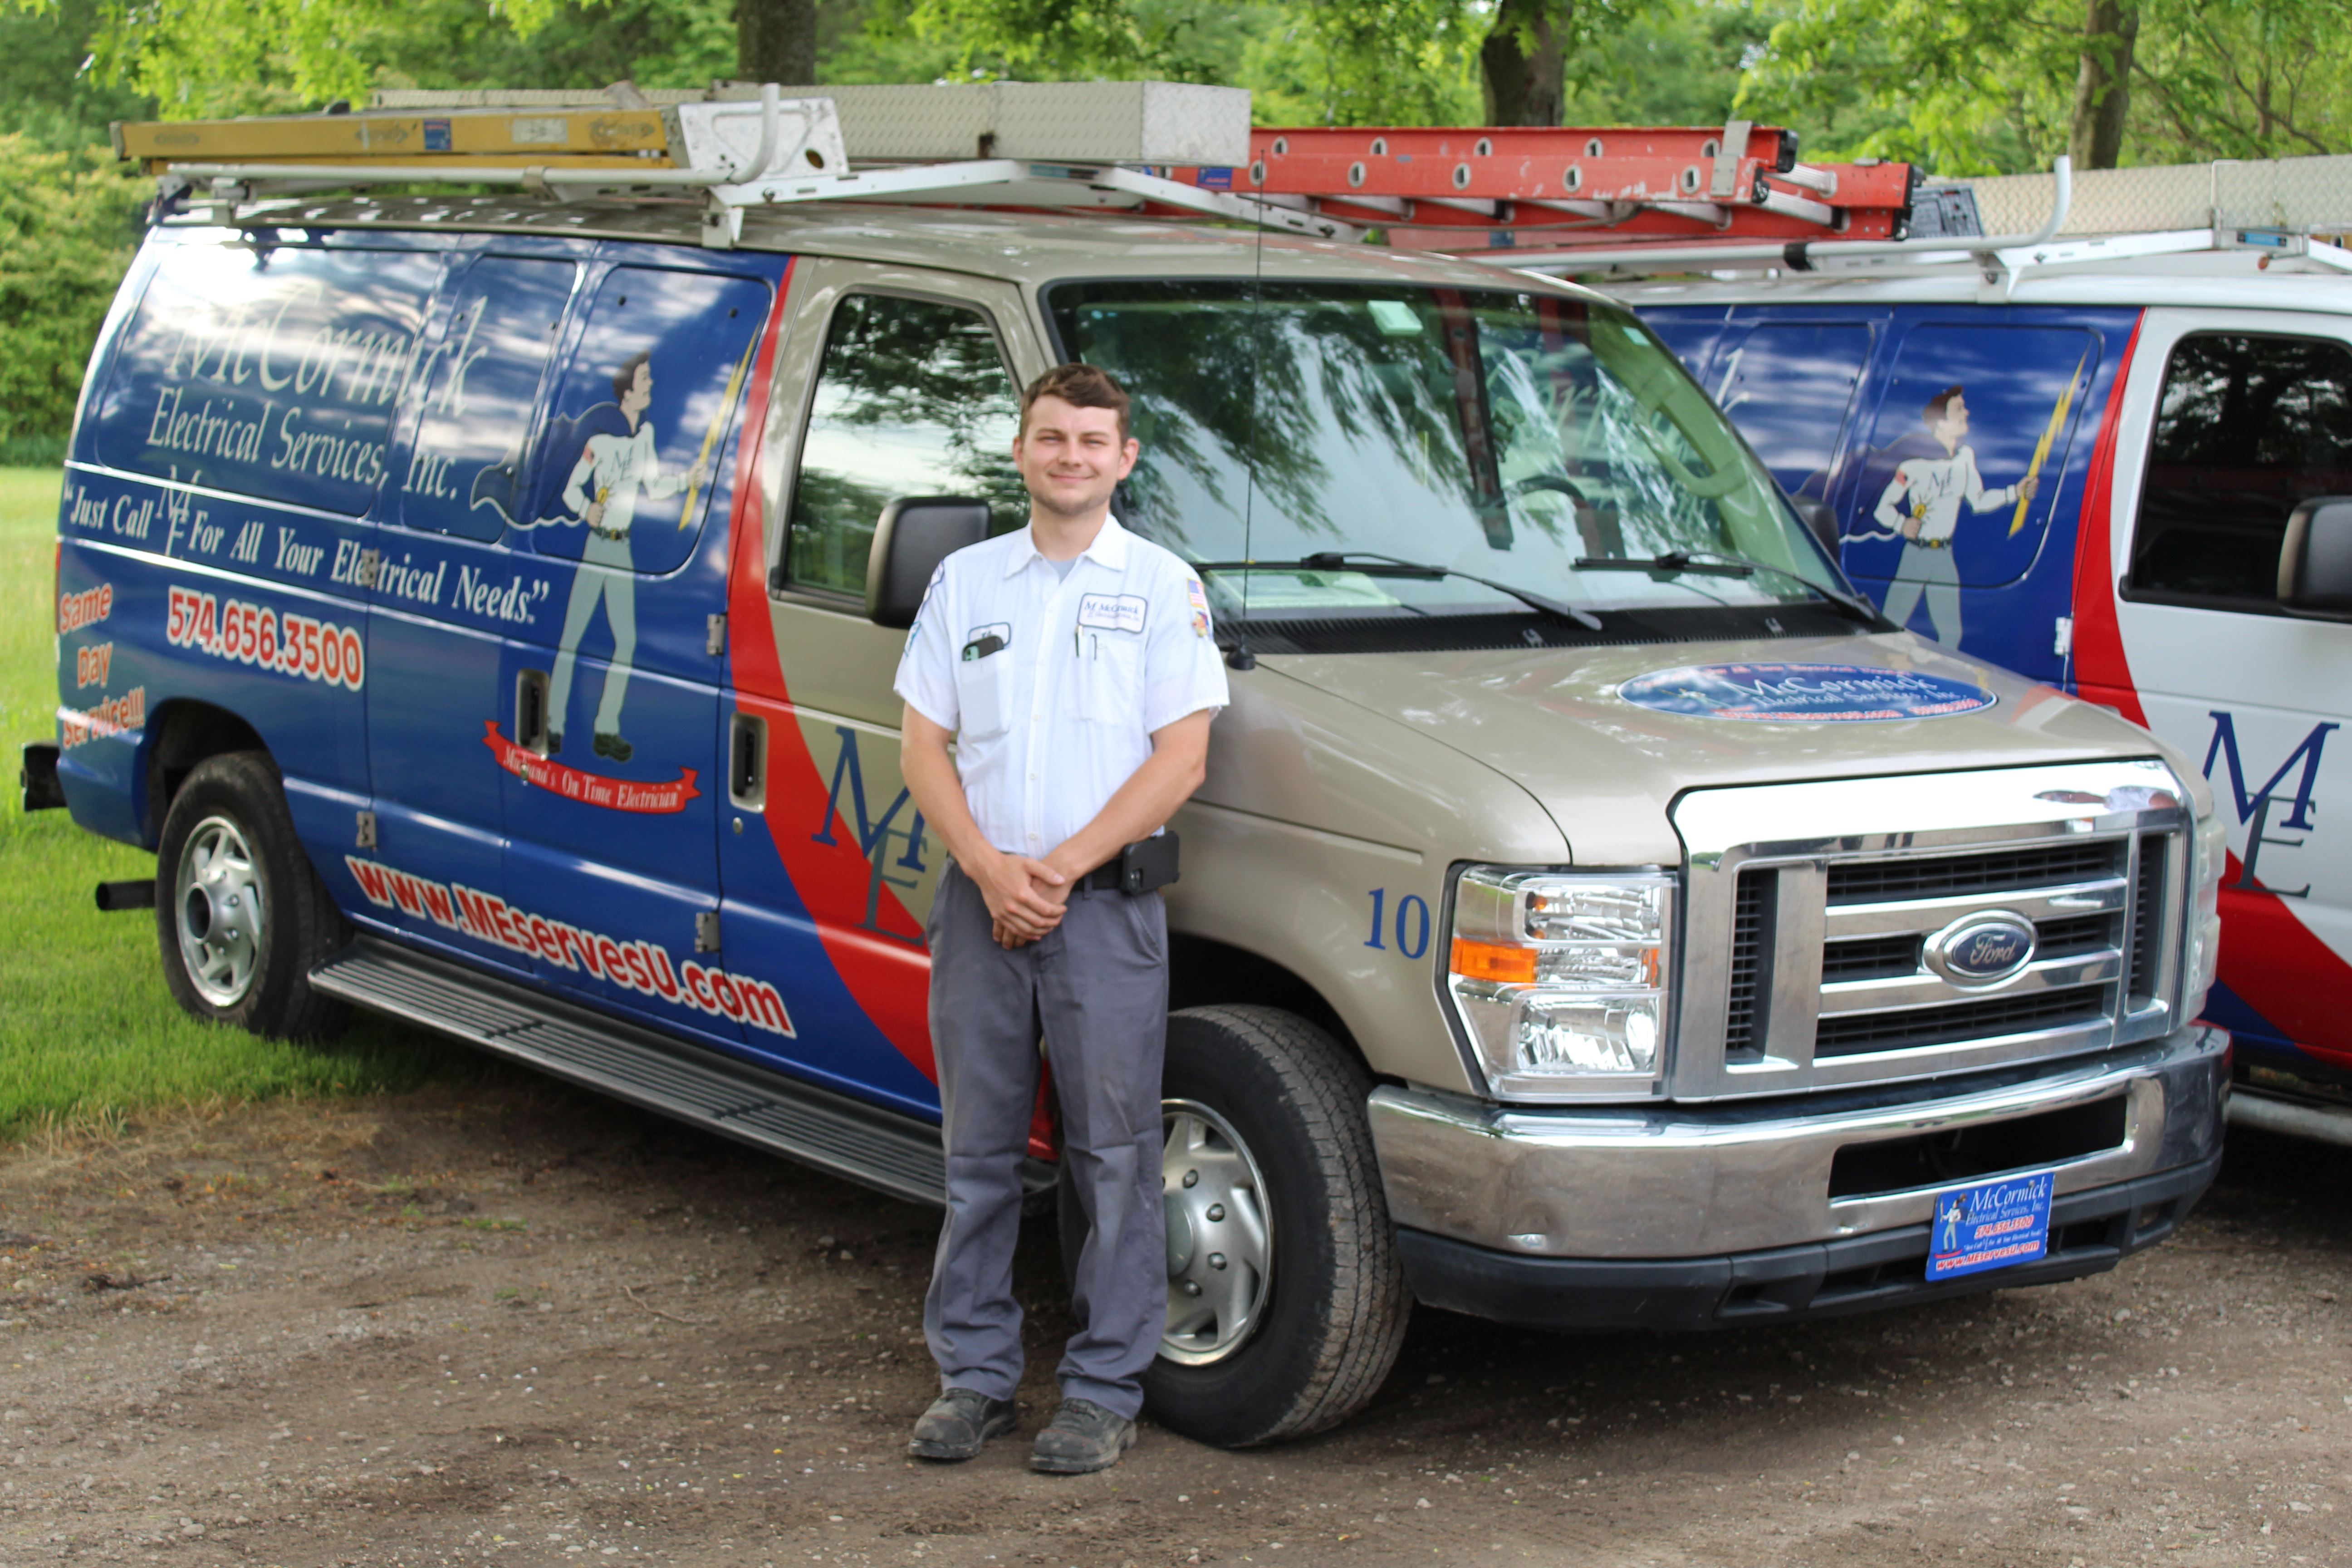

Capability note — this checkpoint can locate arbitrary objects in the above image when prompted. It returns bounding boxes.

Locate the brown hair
[1020,362,1132,442]
[1923,384,1966,425]
[613,350,652,402]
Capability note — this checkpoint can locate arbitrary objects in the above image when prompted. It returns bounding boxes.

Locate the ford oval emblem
[1925,913,2038,986]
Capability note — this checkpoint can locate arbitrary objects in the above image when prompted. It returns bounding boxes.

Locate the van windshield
[1047,279,1840,629]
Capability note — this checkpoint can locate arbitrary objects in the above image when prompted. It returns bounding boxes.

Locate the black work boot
[907,1388,1020,1461]
[1029,1397,1137,1475]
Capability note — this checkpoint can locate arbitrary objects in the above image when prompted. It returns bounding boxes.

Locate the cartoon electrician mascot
[1863,385,2038,648]
[473,351,706,764]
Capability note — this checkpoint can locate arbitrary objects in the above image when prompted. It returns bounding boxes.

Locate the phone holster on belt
[1117,832,1181,895]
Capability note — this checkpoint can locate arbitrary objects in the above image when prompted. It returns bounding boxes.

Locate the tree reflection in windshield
[1051,280,1813,620]
[784,294,1025,596]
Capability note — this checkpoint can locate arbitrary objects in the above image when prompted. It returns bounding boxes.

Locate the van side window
[90,243,440,516]
[1712,322,1873,502]
[784,294,1023,598]
[2131,332,2352,608]
[397,256,577,542]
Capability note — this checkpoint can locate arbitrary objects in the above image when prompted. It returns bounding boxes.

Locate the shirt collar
[1004,513,1131,578]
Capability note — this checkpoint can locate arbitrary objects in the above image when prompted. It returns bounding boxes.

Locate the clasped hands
[975,849,1078,949]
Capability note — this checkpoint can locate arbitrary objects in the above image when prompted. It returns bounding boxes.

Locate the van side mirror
[2279,496,2352,618]
[866,497,991,629]
[1789,497,1838,554]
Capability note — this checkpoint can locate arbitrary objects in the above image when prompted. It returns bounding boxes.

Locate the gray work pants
[549,529,637,740]
[1880,541,1964,647]
[923,861,1169,1420]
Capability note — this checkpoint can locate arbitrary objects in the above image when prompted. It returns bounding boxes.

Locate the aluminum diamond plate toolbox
[368,80,1251,167]
[702,80,1250,166]
[1966,153,2352,238]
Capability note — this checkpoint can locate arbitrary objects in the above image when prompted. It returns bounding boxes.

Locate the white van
[1593,165,2352,1135]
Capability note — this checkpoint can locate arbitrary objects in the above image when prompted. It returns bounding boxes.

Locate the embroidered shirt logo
[1077,593,1147,634]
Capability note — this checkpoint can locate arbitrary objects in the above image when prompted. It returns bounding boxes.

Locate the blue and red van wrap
[1644,299,2352,1085]
[54,229,956,1130]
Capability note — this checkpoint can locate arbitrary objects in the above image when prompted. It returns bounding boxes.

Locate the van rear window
[89,241,440,516]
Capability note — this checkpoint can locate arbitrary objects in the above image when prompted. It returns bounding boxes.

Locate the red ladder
[1154,122,1920,253]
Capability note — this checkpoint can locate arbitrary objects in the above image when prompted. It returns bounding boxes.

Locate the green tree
[1558,0,1795,127]
[1737,0,2352,173]
[0,0,152,150]
[739,0,818,83]
[2127,0,2352,161]
[896,0,1630,128]
[0,135,144,444]
[1482,0,1569,124]
[5,0,855,116]
[10,0,563,118]
[360,0,738,98]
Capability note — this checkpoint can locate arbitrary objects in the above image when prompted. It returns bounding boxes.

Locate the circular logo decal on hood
[1616,662,1999,723]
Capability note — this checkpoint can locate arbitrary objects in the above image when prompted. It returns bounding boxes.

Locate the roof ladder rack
[115,80,1350,249]
[1157,120,1923,253]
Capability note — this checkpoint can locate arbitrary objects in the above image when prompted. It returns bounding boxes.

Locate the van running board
[309,938,1050,1208]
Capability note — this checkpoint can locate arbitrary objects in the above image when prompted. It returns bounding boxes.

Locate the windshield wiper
[1573,549,1884,625]
[1193,551,1604,631]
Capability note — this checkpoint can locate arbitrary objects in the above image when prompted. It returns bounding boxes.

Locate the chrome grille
[1670,761,2192,1101]
[1813,983,2111,1058]
[1724,870,1771,1059]
[1825,840,2124,903]
[1819,933,1918,981]
[2129,831,2173,1004]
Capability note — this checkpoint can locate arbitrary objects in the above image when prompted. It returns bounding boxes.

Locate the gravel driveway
[2,1075,2346,1566]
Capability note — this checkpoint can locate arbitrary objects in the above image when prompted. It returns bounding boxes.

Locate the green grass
[0,467,480,1139]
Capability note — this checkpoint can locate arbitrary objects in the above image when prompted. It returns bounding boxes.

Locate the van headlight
[2185,813,2226,1011]
[1444,867,1674,1100]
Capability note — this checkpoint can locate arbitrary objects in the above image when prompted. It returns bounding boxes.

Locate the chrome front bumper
[1370,1023,2229,1260]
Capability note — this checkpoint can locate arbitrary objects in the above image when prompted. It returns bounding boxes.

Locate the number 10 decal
[1365,888,1431,960]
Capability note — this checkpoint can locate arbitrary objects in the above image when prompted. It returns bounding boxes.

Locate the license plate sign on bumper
[1927,1169,2055,1281]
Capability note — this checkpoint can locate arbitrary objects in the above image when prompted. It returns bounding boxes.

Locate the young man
[893,363,1228,1475]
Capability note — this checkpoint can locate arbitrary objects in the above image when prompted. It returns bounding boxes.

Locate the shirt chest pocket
[955,652,1011,739]
[1077,634,1142,724]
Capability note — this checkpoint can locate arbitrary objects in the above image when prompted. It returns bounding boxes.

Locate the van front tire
[1061,1004,1411,1446]
[155,751,348,1040]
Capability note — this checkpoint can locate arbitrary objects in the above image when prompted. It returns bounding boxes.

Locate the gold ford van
[37,170,2228,1446]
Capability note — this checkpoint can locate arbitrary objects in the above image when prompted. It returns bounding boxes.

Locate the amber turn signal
[1449,937,1538,985]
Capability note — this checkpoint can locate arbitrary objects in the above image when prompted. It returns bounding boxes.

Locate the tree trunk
[2067,0,2139,169]
[737,0,818,85]
[1480,0,1569,127]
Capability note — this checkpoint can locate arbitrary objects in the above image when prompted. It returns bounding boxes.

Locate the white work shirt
[562,422,686,538]
[894,514,1229,858]
[1870,445,2018,544]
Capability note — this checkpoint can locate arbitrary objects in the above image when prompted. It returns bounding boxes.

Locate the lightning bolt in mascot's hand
[469,400,636,530]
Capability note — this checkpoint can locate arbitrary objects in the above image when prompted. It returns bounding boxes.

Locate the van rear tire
[155,751,348,1040]
[1059,1004,1410,1446]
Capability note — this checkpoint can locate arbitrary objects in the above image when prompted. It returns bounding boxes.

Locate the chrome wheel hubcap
[176,814,263,1007]
[1160,1098,1272,1365]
